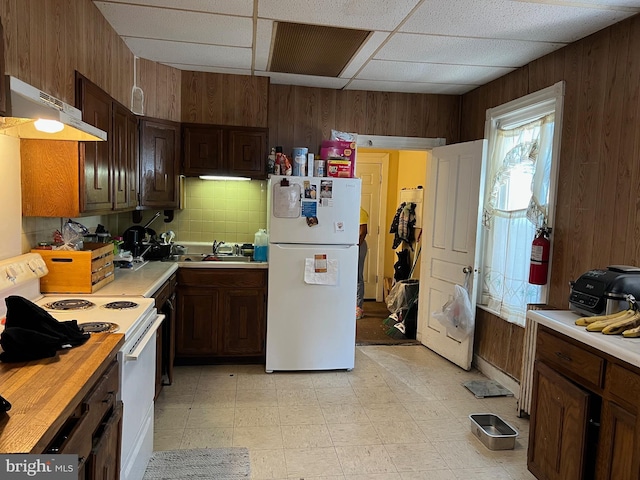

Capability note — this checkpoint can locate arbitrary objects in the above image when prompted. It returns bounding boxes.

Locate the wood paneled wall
[268,85,460,154]
[0,0,179,120]
[139,58,181,122]
[461,14,640,381]
[180,71,268,127]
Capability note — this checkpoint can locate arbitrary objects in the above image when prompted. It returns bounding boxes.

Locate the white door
[417,140,487,370]
[357,160,383,300]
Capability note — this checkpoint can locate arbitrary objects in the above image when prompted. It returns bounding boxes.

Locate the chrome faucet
[212,240,220,254]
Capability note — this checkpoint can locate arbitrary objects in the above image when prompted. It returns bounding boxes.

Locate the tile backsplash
[165,178,268,243]
[22,178,268,251]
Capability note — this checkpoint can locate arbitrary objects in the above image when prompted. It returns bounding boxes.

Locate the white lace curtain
[481,114,555,326]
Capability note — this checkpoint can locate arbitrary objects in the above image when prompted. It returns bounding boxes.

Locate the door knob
[463,266,473,274]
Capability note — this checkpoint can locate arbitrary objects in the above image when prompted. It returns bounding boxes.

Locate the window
[479,82,564,326]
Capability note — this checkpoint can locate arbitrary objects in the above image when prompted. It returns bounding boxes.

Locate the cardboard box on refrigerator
[320,140,356,177]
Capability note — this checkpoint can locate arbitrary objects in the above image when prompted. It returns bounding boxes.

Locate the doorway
[356,153,388,301]
[356,148,430,345]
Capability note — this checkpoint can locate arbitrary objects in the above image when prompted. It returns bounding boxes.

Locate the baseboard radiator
[517,305,546,417]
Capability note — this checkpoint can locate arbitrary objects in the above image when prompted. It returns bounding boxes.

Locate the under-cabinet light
[199,176,251,181]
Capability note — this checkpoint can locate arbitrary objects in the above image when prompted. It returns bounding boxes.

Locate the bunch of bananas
[575,309,640,336]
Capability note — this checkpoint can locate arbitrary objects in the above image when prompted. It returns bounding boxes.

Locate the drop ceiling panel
[255,19,274,72]
[378,33,566,68]
[166,64,253,76]
[340,31,390,78]
[92,0,640,94]
[402,0,633,43]
[97,0,253,15]
[257,0,421,30]
[346,79,471,95]
[357,60,515,86]
[124,38,252,69]
[257,72,350,89]
[95,2,252,46]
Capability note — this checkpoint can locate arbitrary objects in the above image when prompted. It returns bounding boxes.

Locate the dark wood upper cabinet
[76,74,113,213]
[75,72,139,214]
[139,117,181,210]
[0,18,6,116]
[182,123,267,178]
[227,128,268,177]
[182,124,224,175]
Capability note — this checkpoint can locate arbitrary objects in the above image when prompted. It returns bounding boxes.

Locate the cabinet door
[77,76,112,213]
[183,124,224,175]
[176,287,219,356]
[222,288,266,356]
[227,128,267,178]
[112,104,128,210]
[528,360,592,480]
[0,19,6,116]
[88,402,122,480]
[126,112,139,209]
[140,118,181,209]
[597,401,639,480]
[598,362,640,479]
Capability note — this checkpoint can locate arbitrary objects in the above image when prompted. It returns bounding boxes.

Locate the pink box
[320,140,356,178]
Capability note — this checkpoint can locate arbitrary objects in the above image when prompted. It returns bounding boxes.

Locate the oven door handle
[125,314,165,362]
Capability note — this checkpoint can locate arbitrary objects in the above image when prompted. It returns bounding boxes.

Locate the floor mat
[463,380,514,398]
[143,448,250,479]
[356,301,419,345]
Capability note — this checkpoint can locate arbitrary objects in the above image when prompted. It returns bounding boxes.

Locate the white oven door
[119,312,164,480]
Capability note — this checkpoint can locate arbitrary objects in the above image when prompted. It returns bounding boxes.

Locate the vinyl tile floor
[154,345,535,479]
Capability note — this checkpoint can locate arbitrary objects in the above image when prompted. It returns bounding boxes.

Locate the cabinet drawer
[606,362,640,411]
[178,268,266,288]
[537,328,604,389]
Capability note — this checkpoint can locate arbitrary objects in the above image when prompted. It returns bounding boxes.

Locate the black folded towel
[1,296,90,363]
[0,327,59,362]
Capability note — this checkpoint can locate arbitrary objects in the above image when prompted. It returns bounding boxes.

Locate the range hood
[0,76,107,141]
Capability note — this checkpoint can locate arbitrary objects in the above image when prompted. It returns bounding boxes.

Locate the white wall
[0,135,22,259]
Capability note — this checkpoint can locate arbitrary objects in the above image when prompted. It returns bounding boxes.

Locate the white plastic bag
[386,279,419,314]
[432,284,475,341]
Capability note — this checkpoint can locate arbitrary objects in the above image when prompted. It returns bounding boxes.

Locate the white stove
[33,295,156,339]
[0,252,161,480]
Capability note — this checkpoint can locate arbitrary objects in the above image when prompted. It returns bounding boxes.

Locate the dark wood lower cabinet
[529,326,640,480]
[528,360,593,480]
[153,273,177,399]
[45,361,121,480]
[176,268,266,362]
[87,402,122,480]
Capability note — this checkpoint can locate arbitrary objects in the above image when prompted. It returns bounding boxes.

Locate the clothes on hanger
[389,202,416,249]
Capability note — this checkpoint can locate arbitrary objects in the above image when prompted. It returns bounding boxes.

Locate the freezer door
[266,243,358,372]
[268,175,361,245]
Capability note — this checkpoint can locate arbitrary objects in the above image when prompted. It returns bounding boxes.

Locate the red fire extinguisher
[529,226,551,285]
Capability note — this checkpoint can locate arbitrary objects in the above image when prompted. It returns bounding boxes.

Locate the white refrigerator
[266,175,362,372]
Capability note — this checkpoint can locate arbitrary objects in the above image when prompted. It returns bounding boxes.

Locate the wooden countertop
[0,333,124,453]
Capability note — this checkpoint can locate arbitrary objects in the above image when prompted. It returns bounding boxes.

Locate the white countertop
[528,310,640,368]
[94,261,179,297]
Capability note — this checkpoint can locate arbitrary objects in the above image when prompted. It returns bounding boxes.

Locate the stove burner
[43,299,96,311]
[102,301,139,310]
[78,322,120,333]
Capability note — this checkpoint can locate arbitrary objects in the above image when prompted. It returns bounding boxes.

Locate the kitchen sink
[170,254,251,263]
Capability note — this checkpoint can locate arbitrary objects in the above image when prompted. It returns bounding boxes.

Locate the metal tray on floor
[469,413,518,450]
